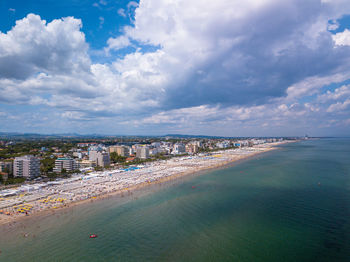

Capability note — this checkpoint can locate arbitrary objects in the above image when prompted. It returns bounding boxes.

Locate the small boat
[192,186,196,189]
[89,234,98,238]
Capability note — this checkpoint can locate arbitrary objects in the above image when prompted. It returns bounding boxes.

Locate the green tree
[40,156,56,176]
[110,152,127,163]
[4,177,25,185]
[3,166,11,175]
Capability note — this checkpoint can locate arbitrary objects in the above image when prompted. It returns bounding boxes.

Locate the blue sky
[1,0,350,136]
[1,0,131,48]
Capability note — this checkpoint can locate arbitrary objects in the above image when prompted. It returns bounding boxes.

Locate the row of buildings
[1,156,82,179]
[0,138,285,180]
[0,155,40,179]
[107,141,202,158]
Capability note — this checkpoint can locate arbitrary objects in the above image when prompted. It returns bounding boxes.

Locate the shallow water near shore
[1,138,350,261]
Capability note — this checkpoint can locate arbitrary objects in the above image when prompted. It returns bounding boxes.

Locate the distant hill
[164,134,232,139]
[0,132,309,140]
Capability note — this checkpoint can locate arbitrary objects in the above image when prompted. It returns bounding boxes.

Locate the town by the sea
[0,138,349,261]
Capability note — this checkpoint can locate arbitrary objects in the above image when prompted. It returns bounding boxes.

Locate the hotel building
[53,158,79,173]
[13,155,40,179]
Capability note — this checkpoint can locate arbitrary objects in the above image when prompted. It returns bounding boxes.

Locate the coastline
[0,141,294,227]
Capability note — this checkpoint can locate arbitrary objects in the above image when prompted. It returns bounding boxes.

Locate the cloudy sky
[1,0,350,136]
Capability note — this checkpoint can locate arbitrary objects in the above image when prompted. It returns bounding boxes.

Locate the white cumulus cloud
[332,29,350,46]
[106,35,131,51]
[2,1,350,135]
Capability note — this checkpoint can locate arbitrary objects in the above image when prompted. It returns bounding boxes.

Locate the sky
[1,0,350,137]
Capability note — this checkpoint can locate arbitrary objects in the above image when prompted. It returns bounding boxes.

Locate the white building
[97,152,110,167]
[173,143,186,155]
[216,141,230,148]
[53,158,79,173]
[186,144,199,154]
[149,147,159,156]
[192,141,203,147]
[13,155,40,179]
[89,150,110,167]
[136,147,150,159]
[236,140,249,147]
[151,142,161,148]
[89,150,99,162]
[72,152,83,159]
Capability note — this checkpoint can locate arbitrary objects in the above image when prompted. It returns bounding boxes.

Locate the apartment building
[53,158,79,173]
[136,146,149,159]
[109,145,130,157]
[13,155,40,179]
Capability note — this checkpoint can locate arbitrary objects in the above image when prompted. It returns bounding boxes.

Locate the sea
[0,138,349,261]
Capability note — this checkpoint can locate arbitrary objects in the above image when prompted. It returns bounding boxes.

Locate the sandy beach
[0,141,291,226]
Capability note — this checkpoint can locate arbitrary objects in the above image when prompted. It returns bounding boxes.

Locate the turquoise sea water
[0,138,350,261]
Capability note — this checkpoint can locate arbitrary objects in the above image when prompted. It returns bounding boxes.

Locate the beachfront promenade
[0,142,285,225]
